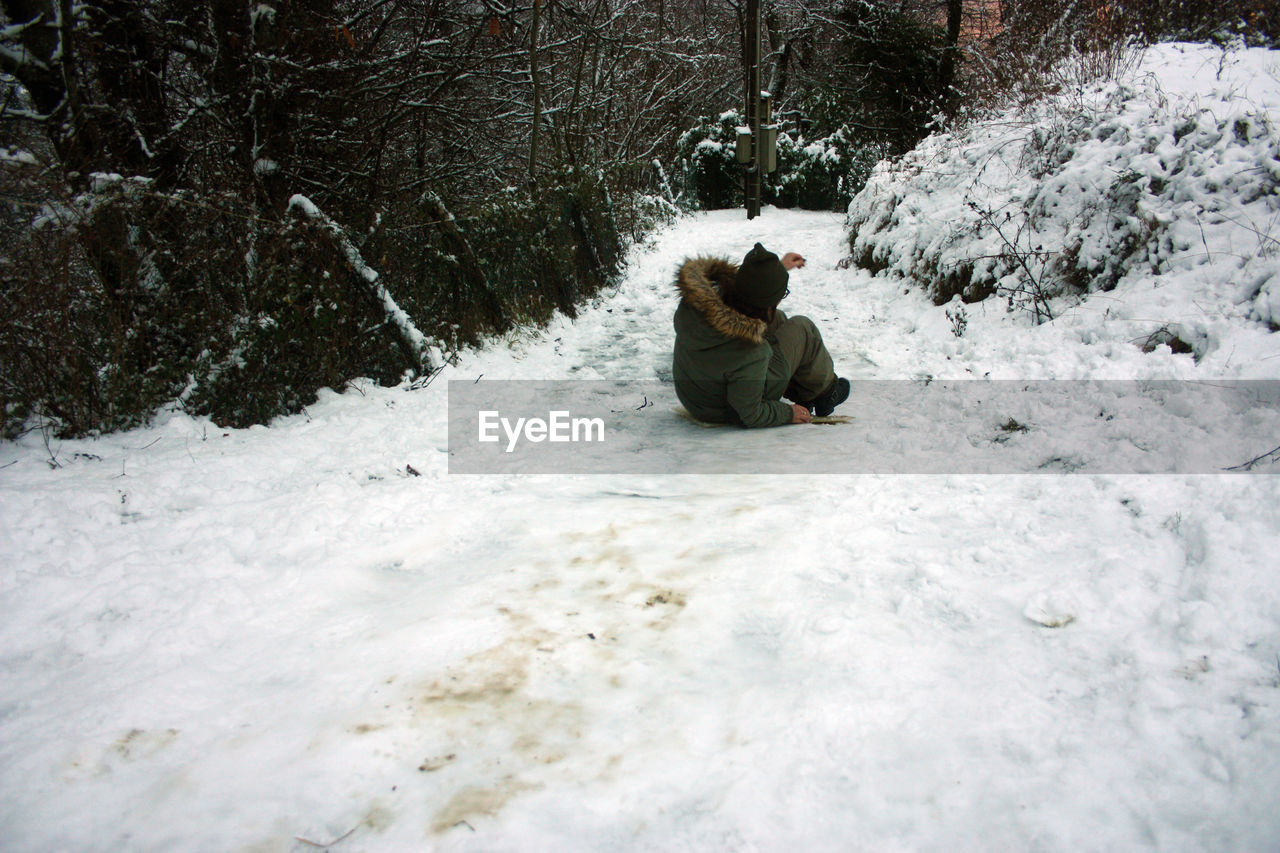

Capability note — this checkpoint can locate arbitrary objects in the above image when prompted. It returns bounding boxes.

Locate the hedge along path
[419,192,507,331]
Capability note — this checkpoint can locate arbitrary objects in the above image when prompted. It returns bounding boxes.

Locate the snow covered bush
[465,177,621,323]
[372,170,627,343]
[772,126,890,211]
[847,43,1280,333]
[0,173,253,435]
[672,112,745,211]
[673,111,888,212]
[0,162,639,436]
[0,173,425,434]
[188,210,417,429]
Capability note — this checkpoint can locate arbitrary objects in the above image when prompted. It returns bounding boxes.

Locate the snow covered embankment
[847,43,1280,362]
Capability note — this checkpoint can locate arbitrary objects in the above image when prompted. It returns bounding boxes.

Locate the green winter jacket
[672,256,794,428]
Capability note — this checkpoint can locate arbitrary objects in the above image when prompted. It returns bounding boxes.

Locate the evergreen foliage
[673,112,887,213]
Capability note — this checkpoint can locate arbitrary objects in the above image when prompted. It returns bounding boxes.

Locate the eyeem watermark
[448,379,1280,474]
[478,409,605,453]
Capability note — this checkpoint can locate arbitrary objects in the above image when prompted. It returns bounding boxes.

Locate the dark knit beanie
[735,243,789,310]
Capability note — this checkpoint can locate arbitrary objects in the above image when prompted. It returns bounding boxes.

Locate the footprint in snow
[1023,591,1078,628]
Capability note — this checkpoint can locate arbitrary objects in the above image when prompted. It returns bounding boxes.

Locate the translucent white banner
[447,380,1280,475]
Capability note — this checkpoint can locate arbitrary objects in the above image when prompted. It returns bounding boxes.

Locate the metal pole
[744,0,761,220]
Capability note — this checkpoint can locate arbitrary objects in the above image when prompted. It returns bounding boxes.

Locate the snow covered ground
[4,45,1280,853]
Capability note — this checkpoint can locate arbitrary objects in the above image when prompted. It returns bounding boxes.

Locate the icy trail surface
[2,203,1279,852]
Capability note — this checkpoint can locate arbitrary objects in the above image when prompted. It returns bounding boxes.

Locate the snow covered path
[3,208,1280,852]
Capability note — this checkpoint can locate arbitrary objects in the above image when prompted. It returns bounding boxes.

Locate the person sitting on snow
[672,242,850,427]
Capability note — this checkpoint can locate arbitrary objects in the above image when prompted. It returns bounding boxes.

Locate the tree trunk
[0,0,163,186]
[940,0,963,110]
[764,6,790,104]
[528,0,543,185]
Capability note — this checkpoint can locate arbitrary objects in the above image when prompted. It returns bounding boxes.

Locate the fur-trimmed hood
[675,256,768,344]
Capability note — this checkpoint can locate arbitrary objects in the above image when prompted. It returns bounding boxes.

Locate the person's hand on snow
[781,252,806,270]
[791,403,812,424]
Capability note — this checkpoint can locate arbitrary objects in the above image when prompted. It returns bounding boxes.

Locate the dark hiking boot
[811,377,850,417]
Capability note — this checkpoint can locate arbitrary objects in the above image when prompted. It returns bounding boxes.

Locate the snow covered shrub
[470,173,624,323]
[846,44,1280,334]
[673,113,744,211]
[674,112,888,212]
[371,170,627,345]
[188,211,414,429]
[946,303,968,338]
[0,165,637,435]
[620,190,682,242]
[0,173,250,435]
[0,176,104,437]
[771,128,889,211]
[0,173,426,434]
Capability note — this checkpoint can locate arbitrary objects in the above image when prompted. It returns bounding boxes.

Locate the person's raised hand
[781,252,806,270]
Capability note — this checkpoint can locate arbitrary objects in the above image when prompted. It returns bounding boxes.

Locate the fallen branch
[288,194,439,374]
[1224,443,1280,472]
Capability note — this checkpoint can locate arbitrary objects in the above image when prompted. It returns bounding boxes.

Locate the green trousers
[764,314,836,405]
